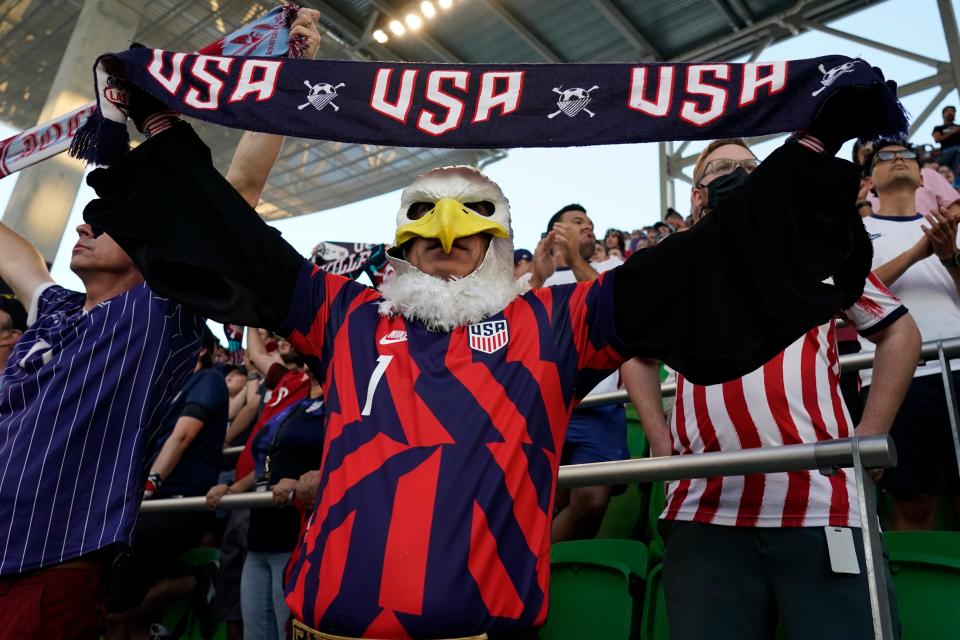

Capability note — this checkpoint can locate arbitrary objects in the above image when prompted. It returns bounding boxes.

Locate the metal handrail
[143,435,895,514]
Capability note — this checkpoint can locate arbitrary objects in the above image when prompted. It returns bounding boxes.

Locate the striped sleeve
[548,273,628,399]
[843,271,907,336]
[279,260,375,369]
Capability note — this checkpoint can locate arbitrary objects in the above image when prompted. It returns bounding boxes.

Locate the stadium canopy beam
[937,0,960,95]
[483,0,562,62]
[709,0,745,32]
[657,3,960,214]
[588,0,660,60]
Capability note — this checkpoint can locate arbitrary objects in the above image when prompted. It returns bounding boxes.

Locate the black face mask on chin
[705,167,751,215]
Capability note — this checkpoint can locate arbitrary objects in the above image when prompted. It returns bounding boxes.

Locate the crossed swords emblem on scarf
[548,85,598,119]
[299,80,345,111]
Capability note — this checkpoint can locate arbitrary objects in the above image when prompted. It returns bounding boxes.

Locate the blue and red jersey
[281,261,626,638]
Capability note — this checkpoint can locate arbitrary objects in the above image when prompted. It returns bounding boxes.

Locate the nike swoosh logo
[379,336,408,345]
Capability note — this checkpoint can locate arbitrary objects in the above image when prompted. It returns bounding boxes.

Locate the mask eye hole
[406,202,434,220]
[465,201,495,217]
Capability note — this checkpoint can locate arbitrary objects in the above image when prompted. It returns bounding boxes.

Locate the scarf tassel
[67,107,130,166]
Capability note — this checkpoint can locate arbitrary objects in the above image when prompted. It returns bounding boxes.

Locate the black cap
[514,249,533,263]
[0,295,27,332]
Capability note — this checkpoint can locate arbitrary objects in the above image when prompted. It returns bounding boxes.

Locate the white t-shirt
[544,256,624,395]
[859,214,960,385]
[664,275,905,528]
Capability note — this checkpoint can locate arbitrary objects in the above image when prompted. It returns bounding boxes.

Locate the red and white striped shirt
[663,273,905,528]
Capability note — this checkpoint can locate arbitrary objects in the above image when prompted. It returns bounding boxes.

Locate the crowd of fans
[0,12,957,637]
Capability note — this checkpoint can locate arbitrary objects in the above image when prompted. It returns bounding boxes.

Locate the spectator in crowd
[861,139,960,530]
[938,163,956,187]
[107,327,229,638]
[603,227,626,256]
[664,207,688,232]
[529,204,636,542]
[652,221,673,243]
[242,371,324,640]
[0,294,26,389]
[513,248,533,280]
[634,136,919,639]
[591,239,608,262]
[0,220,204,636]
[933,105,960,186]
[632,228,655,252]
[856,140,960,221]
[85,70,890,638]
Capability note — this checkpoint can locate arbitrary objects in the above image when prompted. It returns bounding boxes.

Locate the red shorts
[0,561,107,640]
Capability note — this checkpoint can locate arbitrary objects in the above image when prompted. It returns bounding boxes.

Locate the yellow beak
[395,198,509,254]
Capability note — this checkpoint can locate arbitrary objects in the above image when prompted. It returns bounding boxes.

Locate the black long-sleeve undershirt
[84,123,869,386]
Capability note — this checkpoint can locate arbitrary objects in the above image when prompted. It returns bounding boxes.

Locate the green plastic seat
[151,547,227,640]
[640,563,669,640]
[598,406,650,540]
[646,482,666,564]
[541,539,649,640]
[883,531,960,639]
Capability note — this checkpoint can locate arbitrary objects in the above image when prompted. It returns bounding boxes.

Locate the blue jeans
[240,551,290,640]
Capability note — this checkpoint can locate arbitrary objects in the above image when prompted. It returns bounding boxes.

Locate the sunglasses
[873,149,918,163]
[695,158,760,187]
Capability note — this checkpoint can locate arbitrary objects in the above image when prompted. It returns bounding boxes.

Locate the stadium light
[406,13,423,30]
[389,19,406,36]
[372,29,389,43]
[438,0,453,9]
[421,1,437,18]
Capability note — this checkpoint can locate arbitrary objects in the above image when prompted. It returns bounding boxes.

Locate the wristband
[144,472,162,497]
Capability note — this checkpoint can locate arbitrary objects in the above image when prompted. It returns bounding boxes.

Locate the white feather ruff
[378,237,530,331]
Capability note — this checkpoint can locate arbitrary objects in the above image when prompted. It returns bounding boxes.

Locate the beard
[378,237,530,332]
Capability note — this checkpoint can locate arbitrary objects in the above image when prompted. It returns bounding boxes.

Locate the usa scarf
[72,52,905,164]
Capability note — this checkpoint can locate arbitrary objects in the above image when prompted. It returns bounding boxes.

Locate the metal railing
[148,336,960,640]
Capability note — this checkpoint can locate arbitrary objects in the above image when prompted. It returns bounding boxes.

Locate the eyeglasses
[873,149,918,164]
[695,158,759,187]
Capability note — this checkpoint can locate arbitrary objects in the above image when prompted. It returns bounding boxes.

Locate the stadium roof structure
[0,0,953,221]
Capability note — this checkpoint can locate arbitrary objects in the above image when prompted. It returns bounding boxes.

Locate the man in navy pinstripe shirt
[0,220,206,638]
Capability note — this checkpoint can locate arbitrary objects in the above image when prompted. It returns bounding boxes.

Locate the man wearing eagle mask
[82,71,888,638]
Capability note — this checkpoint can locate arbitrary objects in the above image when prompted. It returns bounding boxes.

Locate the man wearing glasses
[635,136,921,639]
[860,139,960,531]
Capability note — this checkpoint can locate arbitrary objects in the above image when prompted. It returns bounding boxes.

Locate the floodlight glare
[389,19,406,35]
[406,13,423,30]
[421,1,437,18]
[439,0,453,9]
[372,29,389,43]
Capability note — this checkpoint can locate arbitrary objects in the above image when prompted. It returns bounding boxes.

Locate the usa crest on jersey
[468,320,509,354]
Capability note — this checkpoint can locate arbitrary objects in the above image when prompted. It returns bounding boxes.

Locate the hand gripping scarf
[71,53,906,163]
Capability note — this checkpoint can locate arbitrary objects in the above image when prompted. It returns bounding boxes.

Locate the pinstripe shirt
[0,282,203,575]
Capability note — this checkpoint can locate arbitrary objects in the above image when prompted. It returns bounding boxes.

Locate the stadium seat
[646,482,666,563]
[598,405,649,540]
[541,539,648,640]
[883,531,960,639]
[640,563,669,640]
[149,547,226,640]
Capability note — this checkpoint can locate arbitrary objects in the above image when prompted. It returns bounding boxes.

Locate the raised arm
[0,223,53,306]
[225,132,285,208]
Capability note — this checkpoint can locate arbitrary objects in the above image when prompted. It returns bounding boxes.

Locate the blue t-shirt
[0,283,203,575]
[154,369,228,498]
